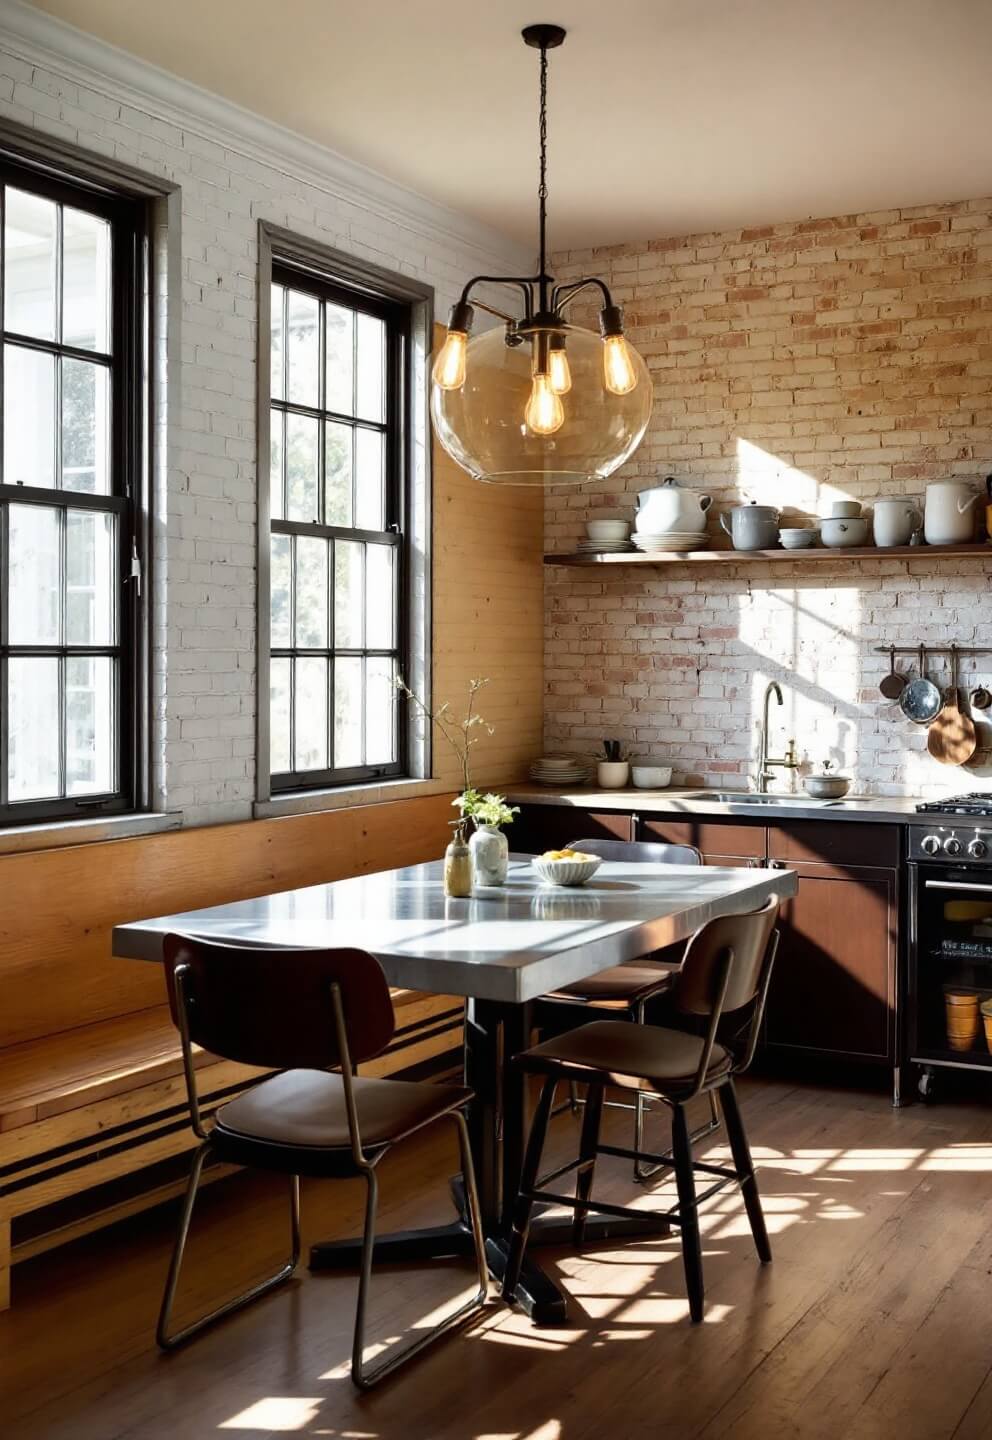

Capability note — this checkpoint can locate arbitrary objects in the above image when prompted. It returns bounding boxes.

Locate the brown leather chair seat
[549,962,677,1006]
[215,1069,473,1152]
[519,1019,733,1096]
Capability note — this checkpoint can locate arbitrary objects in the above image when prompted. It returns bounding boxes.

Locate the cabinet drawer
[767,821,900,868]
[639,817,767,860]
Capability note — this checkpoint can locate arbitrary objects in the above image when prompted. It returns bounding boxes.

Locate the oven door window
[916,870,992,1063]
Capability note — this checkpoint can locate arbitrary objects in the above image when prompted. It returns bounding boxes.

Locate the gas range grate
[917,794,992,816]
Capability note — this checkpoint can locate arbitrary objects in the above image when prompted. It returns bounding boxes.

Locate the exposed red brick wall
[545,199,992,797]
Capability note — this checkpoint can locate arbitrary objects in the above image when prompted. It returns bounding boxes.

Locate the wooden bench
[0,790,467,1311]
[0,989,463,1310]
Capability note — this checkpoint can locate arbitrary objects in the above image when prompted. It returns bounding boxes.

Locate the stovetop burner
[917,793,992,816]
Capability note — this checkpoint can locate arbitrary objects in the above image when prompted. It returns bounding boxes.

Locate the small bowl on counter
[803,773,851,799]
[630,763,673,789]
[531,851,603,888]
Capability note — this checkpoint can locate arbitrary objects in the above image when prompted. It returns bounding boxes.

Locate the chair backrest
[162,935,395,1071]
[567,837,703,866]
[674,898,779,1020]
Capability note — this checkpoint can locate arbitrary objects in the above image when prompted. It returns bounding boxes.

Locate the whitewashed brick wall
[0,12,530,825]
[547,202,992,798]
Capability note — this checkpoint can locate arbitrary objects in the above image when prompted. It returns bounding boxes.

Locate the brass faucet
[758,681,799,790]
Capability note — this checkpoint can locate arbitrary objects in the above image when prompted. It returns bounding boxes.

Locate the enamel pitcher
[635,477,712,535]
[923,479,980,546]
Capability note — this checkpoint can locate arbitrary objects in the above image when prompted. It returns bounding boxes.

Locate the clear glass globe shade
[431,322,653,486]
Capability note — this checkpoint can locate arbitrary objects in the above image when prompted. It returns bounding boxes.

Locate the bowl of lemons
[531,848,603,888]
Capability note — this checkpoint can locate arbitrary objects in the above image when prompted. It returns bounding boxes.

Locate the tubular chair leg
[635,1087,721,1185]
[719,1079,772,1264]
[501,1077,558,1305]
[351,1110,489,1391]
[157,1146,301,1350]
[671,1104,705,1323]
[573,1084,605,1247]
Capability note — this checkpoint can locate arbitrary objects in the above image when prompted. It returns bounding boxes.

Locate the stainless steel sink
[683,790,836,807]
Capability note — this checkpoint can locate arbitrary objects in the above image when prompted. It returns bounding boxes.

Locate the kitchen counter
[505,784,930,825]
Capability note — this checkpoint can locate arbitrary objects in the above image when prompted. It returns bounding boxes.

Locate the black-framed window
[268,262,408,790]
[0,157,144,825]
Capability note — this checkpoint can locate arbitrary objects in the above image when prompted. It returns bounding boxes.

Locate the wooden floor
[4,1074,992,1440]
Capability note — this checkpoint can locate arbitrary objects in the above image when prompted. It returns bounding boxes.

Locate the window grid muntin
[270,262,405,790]
[0,159,142,823]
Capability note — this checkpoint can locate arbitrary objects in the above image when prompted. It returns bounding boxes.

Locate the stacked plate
[576,539,633,554]
[529,753,592,786]
[633,530,707,553]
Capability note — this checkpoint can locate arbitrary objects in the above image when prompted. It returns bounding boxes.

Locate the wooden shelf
[545,542,992,568]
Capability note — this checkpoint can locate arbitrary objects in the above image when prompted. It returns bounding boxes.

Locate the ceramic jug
[923,479,980,546]
[719,502,779,551]
[872,498,921,548]
[635,477,712,535]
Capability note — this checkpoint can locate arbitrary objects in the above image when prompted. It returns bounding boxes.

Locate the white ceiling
[23,0,992,250]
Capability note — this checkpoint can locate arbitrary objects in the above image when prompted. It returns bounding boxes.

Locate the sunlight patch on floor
[219,1396,323,1431]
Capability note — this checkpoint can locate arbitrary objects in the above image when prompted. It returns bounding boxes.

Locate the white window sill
[253,776,450,820]
[0,810,183,856]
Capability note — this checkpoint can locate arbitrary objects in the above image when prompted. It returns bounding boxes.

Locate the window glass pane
[66,655,114,795]
[4,187,56,341]
[62,207,111,353]
[270,533,292,648]
[9,503,59,644]
[355,428,384,530]
[334,656,362,768]
[365,544,394,649]
[270,408,284,521]
[365,656,396,765]
[356,312,385,423]
[325,420,352,526]
[287,289,319,407]
[66,509,115,645]
[294,656,328,771]
[295,536,328,648]
[270,656,291,773]
[8,657,60,801]
[286,412,319,522]
[334,540,363,648]
[62,358,111,493]
[4,344,55,488]
[270,283,285,402]
[325,301,354,415]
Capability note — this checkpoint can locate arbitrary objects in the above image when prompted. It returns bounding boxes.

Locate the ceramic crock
[719,502,779,551]
[635,477,712,535]
[923,479,980,545]
[872,499,921,548]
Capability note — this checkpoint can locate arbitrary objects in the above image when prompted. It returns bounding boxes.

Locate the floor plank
[3,1076,992,1440]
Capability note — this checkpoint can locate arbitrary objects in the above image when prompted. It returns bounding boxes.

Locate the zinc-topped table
[113,855,796,1322]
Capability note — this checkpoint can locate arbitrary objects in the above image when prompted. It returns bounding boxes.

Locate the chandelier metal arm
[552,277,615,313]
[457,276,537,324]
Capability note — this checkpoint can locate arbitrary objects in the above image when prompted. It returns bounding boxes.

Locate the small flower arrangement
[396,676,517,831]
[455,789,519,830]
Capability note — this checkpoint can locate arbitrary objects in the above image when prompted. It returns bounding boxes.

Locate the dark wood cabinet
[512,804,634,855]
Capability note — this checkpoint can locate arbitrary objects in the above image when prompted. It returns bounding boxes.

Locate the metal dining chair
[504,898,780,1322]
[538,836,717,1181]
[156,935,488,1390]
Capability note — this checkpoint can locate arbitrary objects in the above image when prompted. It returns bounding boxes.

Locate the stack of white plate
[529,753,591,786]
[576,539,633,554]
[632,531,707,553]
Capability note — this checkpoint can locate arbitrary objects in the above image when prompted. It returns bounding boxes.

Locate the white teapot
[923,479,980,546]
[635,477,712,535]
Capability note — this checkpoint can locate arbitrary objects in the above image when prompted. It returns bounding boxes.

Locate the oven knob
[921,834,942,855]
[968,838,988,860]
[943,835,963,857]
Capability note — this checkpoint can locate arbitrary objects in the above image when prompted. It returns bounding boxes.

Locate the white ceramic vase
[470,824,508,886]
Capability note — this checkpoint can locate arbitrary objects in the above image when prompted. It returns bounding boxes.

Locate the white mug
[872,499,921,548]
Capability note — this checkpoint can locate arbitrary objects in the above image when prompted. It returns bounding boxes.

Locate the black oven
[908,813,992,1099]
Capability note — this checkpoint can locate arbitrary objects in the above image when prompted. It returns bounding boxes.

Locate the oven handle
[924,879,992,893]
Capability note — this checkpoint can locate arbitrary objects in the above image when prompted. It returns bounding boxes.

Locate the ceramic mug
[719,504,779,551]
[872,499,921,548]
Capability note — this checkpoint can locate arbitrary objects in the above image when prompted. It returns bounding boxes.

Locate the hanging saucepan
[879,645,907,702]
[900,645,943,724]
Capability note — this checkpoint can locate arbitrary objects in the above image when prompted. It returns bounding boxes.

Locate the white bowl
[820,517,869,548]
[531,854,603,888]
[630,764,673,789]
[586,519,630,543]
[779,528,816,549]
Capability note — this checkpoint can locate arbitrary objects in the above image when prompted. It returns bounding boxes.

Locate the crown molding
[0,0,532,274]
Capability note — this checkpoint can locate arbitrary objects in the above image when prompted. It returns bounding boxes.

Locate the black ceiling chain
[538,41,549,294]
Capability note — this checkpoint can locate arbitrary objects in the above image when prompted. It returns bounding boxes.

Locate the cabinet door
[512,804,634,854]
[764,862,897,1064]
[638,817,767,865]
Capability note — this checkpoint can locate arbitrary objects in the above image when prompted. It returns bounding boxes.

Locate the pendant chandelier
[431,24,653,487]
